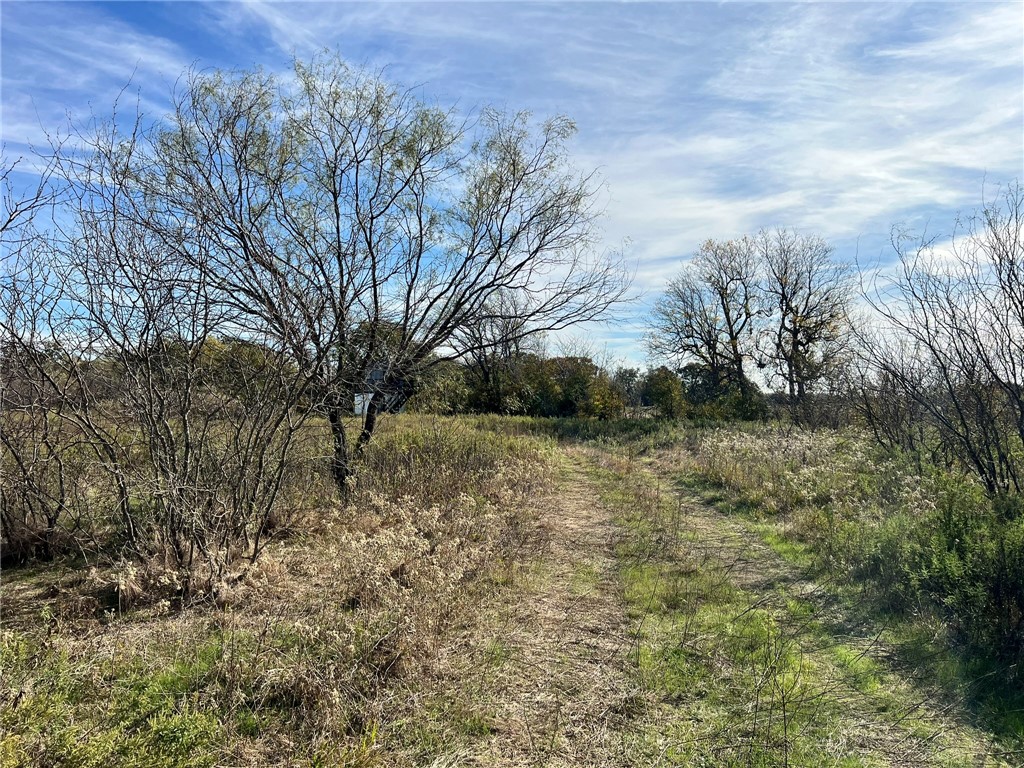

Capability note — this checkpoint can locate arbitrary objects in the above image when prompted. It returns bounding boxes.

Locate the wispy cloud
[579,2,1023,290]
[2,2,192,156]
[2,0,1021,362]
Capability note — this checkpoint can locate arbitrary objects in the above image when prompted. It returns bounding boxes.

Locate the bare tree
[1,150,56,240]
[647,237,762,394]
[110,55,629,493]
[0,243,86,562]
[754,228,853,404]
[1,100,321,586]
[454,290,546,413]
[0,152,84,562]
[857,183,1024,495]
[846,338,932,468]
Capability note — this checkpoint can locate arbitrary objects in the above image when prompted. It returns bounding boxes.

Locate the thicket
[0,416,555,765]
[0,331,318,583]
[459,353,625,418]
[853,184,1024,498]
[407,353,771,423]
[0,53,627,583]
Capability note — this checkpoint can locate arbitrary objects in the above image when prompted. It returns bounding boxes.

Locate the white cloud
[871,3,1023,68]
[2,0,1020,366]
[2,3,191,156]
[569,2,1023,295]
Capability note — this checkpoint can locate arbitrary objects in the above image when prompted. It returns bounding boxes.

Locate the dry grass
[430,449,649,766]
[11,414,1017,767]
[0,415,556,767]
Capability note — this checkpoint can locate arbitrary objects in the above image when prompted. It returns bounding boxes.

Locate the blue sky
[2,1,1022,364]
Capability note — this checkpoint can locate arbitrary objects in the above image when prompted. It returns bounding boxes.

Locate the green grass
[0,630,222,768]
[755,525,816,569]
[669,424,1024,757]
[582,446,1014,768]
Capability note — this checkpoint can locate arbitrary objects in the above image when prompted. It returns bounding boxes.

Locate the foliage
[611,366,643,408]
[458,353,626,419]
[642,365,686,419]
[400,361,470,415]
[693,424,1024,672]
[581,369,626,419]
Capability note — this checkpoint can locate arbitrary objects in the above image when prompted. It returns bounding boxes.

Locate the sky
[2,1,1022,365]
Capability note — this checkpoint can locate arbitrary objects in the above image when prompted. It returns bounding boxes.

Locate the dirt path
[436,441,1015,767]
[459,456,645,767]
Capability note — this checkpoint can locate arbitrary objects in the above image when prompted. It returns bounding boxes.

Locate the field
[1,415,1022,767]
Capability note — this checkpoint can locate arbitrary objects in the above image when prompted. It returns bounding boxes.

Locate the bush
[0,414,554,765]
[694,424,1024,665]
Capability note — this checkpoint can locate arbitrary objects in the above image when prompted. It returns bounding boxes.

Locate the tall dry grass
[0,415,555,767]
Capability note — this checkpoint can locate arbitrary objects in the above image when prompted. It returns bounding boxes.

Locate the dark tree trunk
[327,401,351,498]
[357,391,382,452]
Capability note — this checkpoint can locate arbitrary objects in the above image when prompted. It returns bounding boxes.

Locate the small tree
[857,183,1024,496]
[120,56,630,494]
[583,370,626,419]
[643,366,686,419]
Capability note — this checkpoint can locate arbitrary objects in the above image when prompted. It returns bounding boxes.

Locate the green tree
[612,366,643,409]
[583,371,626,419]
[404,360,470,415]
[643,366,686,419]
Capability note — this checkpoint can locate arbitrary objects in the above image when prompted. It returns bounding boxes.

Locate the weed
[0,415,553,766]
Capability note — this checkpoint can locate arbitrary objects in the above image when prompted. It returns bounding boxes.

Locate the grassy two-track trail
[457,437,1017,767]
[2,418,1019,767]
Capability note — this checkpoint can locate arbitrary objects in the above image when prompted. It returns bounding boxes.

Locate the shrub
[694,424,1024,665]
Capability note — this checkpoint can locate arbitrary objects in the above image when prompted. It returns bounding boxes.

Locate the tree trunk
[327,401,351,498]
[357,391,382,452]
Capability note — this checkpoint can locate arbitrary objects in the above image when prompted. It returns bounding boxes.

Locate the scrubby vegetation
[689,425,1024,734]
[2,39,1022,768]
[0,417,554,766]
[5,410,1024,764]
[511,415,1023,761]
